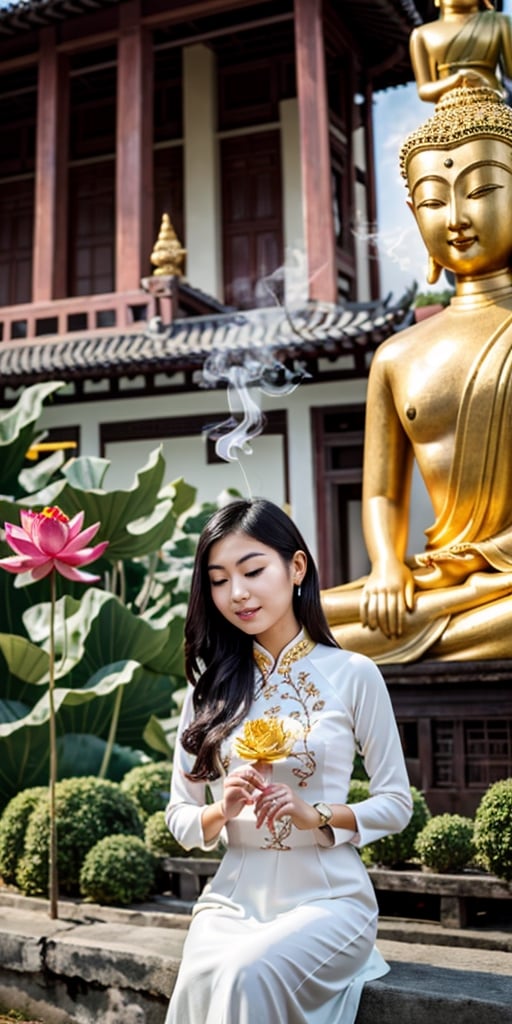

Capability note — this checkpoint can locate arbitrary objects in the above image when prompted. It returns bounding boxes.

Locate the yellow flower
[233,717,300,763]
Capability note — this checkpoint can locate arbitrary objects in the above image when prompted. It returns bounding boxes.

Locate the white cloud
[373,83,430,297]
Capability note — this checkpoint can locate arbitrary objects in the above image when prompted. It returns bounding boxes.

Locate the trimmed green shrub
[358,785,430,867]
[120,761,172,821]
[351,753,369,782]
[144,810,223,862]
[347,778,371,804]
[0,787,46,884]
[145,810,186,856]
[16,776,143,897]
[346,779,373,864]
[474,778,512,882]
[415,814,475,873]
[80,834,155,905]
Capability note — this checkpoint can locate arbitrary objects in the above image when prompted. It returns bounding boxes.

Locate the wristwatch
[313,801,333,828]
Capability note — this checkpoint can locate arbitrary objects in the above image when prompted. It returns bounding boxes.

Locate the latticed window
[465,721,512,788]
[432,721,455,787]
[432,719,512,789]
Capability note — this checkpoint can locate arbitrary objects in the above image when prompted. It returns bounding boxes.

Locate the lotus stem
[98,684,124,779]
[48,570,59,919]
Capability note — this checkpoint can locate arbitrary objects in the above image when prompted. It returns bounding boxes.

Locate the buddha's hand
[454,68,488,90]
[360,559,415,638]
[415,547,488,588]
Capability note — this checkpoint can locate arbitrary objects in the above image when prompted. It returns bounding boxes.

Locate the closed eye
[246,568,264,578]
[210,578,227,587]
[468,183,502,199]
[416,197,445,210]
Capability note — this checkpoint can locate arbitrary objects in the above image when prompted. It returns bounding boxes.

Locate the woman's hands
[206,765,357,840]
[220,764,267,821]
[253,782,320,831]
[219,765,319,831]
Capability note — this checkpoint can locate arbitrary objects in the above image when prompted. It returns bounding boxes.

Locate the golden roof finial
[150,213,186,277]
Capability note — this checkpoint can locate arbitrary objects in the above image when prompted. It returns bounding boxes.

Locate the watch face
[314,802,332,823]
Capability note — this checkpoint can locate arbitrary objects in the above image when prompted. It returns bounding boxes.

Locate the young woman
[165,498,412,1024]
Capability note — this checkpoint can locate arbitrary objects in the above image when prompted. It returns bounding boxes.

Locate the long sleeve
[340,653,413,848]
[165,684,226,852]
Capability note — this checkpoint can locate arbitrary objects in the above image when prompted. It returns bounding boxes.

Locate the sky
[372,0,512,300]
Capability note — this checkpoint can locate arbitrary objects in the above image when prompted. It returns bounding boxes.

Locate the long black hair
[181,497,338,780]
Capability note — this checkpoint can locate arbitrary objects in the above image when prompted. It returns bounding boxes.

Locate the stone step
[0,897,511,1024]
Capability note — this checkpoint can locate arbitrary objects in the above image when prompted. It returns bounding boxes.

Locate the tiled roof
[0,293,414,388]
[0,0,425,40]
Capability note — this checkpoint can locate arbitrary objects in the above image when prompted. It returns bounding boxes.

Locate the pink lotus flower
[0,505,108,583]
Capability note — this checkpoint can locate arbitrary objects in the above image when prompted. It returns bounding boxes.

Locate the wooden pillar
[33,28,69,301]
[116,0,153,291]
[294,0,337,303]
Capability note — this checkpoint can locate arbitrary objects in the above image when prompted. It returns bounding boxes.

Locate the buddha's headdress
[400,86,512,182]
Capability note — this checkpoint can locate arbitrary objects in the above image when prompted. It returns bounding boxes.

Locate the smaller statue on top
[410,0,512,104]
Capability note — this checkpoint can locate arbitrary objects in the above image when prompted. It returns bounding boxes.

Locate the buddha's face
[408,138,512,279]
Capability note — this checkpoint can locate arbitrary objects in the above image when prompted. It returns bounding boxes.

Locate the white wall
[183,45,222,298]
[279,98,308,307]
[352,124,371,302]
[37,374,434,569]
[38,374,432,567]
[39,379,363,562]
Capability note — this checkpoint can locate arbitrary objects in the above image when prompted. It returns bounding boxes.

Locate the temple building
[0,0,427,579]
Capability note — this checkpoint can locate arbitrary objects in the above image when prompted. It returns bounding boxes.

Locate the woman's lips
[236,608,260,620]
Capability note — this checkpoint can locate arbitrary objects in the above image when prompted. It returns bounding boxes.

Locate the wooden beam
[142,0,274,29]
[116,0,154,291]
[294,0,337,303]
[33,28,69,301]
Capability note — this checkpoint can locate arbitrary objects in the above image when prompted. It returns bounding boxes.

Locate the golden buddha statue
[410,0,512,104]
[322,86,512,662]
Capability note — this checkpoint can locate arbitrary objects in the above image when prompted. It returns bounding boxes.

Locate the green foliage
[414,813,475,873]
[144,811,223,861]
[0,381,64,497]
[0,382,226,809]
[145,810,186,856]
[368,787,430,867]
[348,782,430,867]
[0,787,46,884]
[16,777,143,896]
[80,834,155,905]
[120,761,172,820]
[143,687,187,760]
[347,778,371,803]
[414,289,453,308]
[351,753,368,782]
[57,735,144,782]
[474,778,512,881]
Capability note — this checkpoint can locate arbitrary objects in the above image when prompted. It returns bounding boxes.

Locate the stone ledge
[369,866,512,928]
[1,901,511,1024]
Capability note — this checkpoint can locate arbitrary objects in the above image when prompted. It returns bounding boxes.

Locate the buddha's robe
[437,11,501,81]
[322,311,512,663]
